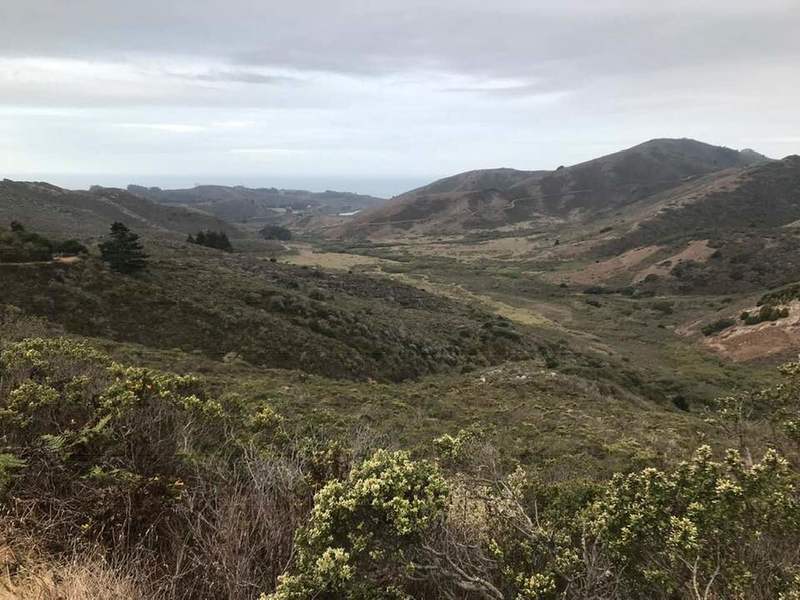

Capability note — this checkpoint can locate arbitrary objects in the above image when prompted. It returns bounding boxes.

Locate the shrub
[188,229,233,252]
[269,450,448,599]
[0,222,54,262]
[701,318,735,336]
[54,239,89,256]
[651,301,674,315]
[589,446,800,599]
[0,337,223,555]
[584,285,610,295]
[741,305,790,326]
[261,225,293,241]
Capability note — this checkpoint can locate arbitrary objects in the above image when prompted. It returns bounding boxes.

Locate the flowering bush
[589,446,800,599]
[270,449,448,599]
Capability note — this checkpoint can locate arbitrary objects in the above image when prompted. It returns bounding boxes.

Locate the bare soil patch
[634,239,715,282]
[702,301,800,362]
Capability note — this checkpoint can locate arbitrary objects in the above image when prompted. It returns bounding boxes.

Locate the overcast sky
[1,1,799,196]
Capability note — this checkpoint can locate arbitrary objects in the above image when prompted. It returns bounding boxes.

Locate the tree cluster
[0,221,87,263]
[187,230,234,252]
[260,225,293,241]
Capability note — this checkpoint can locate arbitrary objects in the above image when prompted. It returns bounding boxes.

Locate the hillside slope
[0,247,545,381]
[530,154,800,298]
[605,155,800,252]
[343,139,769,237]
[0,180,243,239]
[128,184,385,224]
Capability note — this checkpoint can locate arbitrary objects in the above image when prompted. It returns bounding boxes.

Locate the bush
[269,450,448,599]
[590,446,800,599]
[651,301,674,315]
[0,222,53,262]
[261,225,293,241]
[188,229,233,252]
[54,239,89,256]
[701,318,735,336]
[741,305,790,326]
[0,337,223,557]
[0,223,89,262]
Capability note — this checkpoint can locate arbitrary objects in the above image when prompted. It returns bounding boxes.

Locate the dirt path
[281,243,398,271]
[389,272,556,328]
[0,256,82,267]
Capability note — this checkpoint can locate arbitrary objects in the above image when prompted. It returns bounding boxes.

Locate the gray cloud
[170,69,298,85]
[3,1,798,79]
[0,1,798,192]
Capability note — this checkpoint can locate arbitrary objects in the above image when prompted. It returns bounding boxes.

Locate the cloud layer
[1,1,798,194]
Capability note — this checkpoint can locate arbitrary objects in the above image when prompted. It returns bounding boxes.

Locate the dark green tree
[187,229,233,252]
[260,225,292,241]
[99,222,148,274]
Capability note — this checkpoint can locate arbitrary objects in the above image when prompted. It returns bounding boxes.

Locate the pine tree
[99,222,148,274]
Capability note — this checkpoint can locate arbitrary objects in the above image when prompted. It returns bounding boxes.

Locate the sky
[1,0,799,197]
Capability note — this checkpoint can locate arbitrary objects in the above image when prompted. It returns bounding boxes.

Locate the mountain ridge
[0,179,243,239]
[341,138,771,237]
[127,183,385,225]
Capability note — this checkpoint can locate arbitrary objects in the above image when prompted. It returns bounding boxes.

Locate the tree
[260,225,292,241]
[99,222,148,274]
[188,230,233,252]
[54,239,88,256]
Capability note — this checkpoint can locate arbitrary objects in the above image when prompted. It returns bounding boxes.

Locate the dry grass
[282,242,395,270]
[0,556,147,600]
[633,239,715,283]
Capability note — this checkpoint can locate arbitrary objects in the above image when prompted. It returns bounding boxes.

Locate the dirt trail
[282,244,397,270]
[390,272,555,328]
[0,256,82,267]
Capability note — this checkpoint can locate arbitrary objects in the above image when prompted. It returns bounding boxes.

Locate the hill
[3,172,797,599]
[127,184,385,226]
[400,167,547,195]
[0,243,546,381]
[541,155,800,295]
[0,179,243,240]
[342,139,770,237]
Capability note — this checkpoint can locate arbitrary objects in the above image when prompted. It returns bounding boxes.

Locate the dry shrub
[0,527,151,600]
[0,557,149,600]
[170,448,312,600]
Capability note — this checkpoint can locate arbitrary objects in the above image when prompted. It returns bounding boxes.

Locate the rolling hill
[127,184,385,225]
[0,179,243,240]
[342,138,770,237]
[0,243,548,381]
[582,154,800,295]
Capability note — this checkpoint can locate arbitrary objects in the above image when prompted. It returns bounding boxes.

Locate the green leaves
[589,445,800,598]
[271,450,448,599]
[99,222,148,274]
[0,452,26,490]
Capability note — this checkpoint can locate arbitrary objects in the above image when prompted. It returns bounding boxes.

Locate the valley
[3,137,800,599]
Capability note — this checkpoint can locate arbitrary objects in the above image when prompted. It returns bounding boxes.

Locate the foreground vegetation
[2,310,800,598]
[2,210,799,598]
[0,221,87,263]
